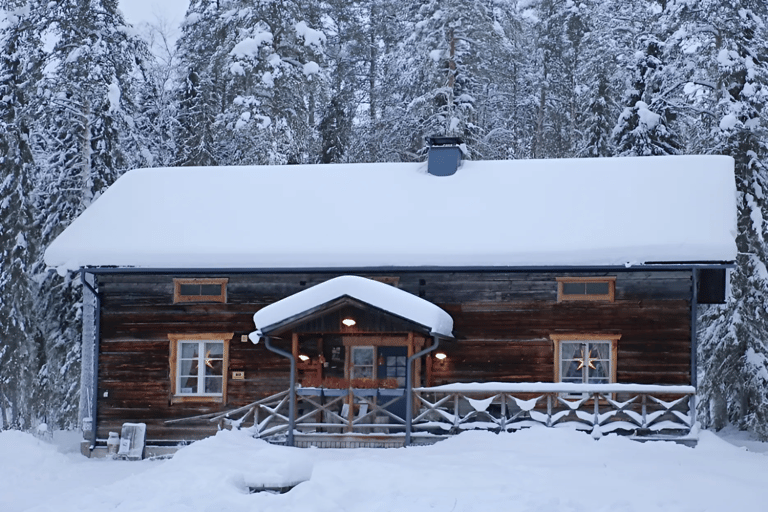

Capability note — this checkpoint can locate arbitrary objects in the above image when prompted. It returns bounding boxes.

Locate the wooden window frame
[173,278,228,304]
[556,277,616,303]
[349,345,375,380]
[551,334,620,385]
[168,333,233,404]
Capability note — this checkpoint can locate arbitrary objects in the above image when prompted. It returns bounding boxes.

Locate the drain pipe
[80,269,100,453]
[405,335,440,446]
[263,336,295,447]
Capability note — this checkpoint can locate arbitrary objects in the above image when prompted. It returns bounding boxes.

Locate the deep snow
[2,427,766,512]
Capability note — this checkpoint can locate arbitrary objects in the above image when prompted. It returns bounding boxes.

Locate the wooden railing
[412,383,696,439]
[212,383,697,444]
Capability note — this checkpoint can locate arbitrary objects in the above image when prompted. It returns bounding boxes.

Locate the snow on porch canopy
[249,275,454,341]
[44,155,737,271]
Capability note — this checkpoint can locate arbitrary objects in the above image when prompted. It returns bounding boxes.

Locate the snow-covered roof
[250,275,454,339]
[44,155,737,271]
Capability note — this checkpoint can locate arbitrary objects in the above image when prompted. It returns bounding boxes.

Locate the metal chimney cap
[427,136,464,147]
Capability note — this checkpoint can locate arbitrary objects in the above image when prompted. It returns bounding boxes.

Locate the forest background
[1,0,768,439]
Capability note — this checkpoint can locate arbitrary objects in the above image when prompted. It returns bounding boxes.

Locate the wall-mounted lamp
[298,354,310,362]
[342,318,356,327]
[434,352,447,361]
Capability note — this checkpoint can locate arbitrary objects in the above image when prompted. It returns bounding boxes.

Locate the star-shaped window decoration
[575,348,596,371]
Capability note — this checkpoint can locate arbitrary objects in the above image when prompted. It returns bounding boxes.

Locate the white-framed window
[350,346,375,380]
[551,334,620,396]
[178,340,224,395]
[559,340,612,385]
[168,333,233,403]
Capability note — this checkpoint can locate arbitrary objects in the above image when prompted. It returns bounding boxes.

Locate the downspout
[690,268,699,388]
[690,268,699,427]
[80,269,100,452]
[263,336,295,447]
[405,334,440,446]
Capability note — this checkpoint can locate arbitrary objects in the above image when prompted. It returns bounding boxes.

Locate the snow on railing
[215,383,696,443]
[413,383,696,439]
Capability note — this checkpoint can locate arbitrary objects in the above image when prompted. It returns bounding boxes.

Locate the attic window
[556,277,615,302]
[174,278,228,303]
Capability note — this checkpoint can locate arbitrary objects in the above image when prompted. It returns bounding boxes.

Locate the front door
[377,346,408,420]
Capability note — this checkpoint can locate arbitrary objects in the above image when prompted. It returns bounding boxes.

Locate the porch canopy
[249,275,454,341]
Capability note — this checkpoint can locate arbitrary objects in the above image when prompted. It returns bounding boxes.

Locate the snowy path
[2,428,766,512]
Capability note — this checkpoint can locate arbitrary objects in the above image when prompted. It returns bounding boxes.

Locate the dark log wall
[95,270,691,443]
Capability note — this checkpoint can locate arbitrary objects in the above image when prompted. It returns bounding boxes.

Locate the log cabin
[45,144,737,456]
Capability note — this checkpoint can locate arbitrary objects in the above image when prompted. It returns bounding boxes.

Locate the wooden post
[500,393,507,431]
[546,394,553,427]
[593,393,600,434]
[347,388,353,433]
[453,393,460,429]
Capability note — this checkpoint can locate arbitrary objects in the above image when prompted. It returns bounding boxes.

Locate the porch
[211,382,698,447]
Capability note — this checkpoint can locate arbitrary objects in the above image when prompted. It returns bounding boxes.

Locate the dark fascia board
[258,294,436,338]
[80,262,736,275]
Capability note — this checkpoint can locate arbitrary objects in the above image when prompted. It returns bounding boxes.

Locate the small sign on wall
[232,371,245,380]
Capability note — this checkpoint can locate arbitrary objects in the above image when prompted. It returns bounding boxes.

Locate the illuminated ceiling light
[434,352,447,361]
[342,318,356,327]
[298,354,310,362]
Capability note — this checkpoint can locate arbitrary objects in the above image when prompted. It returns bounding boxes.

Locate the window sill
[171,395,224,405]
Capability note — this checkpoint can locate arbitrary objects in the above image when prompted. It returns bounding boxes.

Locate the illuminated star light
[576,349,597,371]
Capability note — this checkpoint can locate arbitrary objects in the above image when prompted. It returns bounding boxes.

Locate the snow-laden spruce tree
[174,0,226,166]
[575,0,622,158]
[679,0,768,439]
[222,0,326,165]
[176,0,327,166]
[29,0,150,429]
[612,32,682,156]
[385,0,506,159]
[0,0,43,429]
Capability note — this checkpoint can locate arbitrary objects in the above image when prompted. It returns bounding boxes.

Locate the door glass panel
[351,347,374,380]
[351,366,374,379]
[352,347,373,366]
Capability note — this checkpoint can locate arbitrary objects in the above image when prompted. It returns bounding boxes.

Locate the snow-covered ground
[2,427,766,512]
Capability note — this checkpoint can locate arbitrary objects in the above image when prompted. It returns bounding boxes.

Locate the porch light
[434,352,447,360]
[298,354,310,362]
[342,318,356,327]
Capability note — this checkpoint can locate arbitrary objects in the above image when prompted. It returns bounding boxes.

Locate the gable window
[551,334,620,395]
[173,278,228,304]
[168,333,233,403]
[556,277,615,302]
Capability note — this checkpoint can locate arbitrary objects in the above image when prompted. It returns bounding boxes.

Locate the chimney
[427,136,463,176]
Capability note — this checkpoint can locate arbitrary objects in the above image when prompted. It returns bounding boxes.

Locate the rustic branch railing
[412,383,696,439]
[219,383,697,444]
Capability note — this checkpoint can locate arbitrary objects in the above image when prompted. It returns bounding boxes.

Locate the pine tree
[173,0,226,166]
[30,0,150,429]
[0,0,42,429]
[689,0,768,439]
[388,0,505,159]
[612,32,681,157]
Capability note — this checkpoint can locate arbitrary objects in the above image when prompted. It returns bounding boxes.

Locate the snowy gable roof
[44,155,737,271]
[250,275,454,340]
